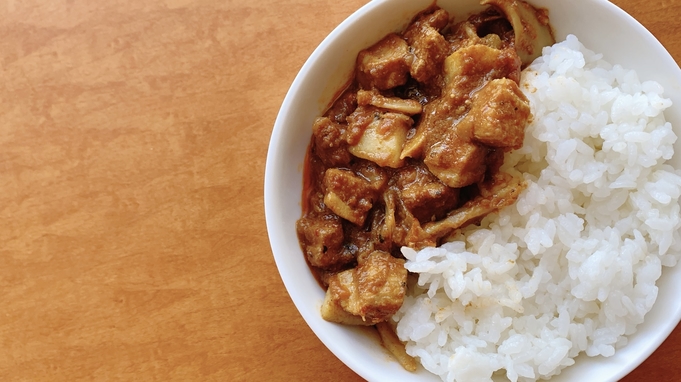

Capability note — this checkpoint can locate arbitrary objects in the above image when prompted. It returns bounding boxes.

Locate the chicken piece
[467,78,531,149]
[323,168,376,226]
[443,44,522,102]
[322,251,407,324]
[346,106,413,168]
[325,87,358,124]
[392,163,459,223]
[423,172,527,240]
[341,207,393,264]
[424,139,489,189]
[481,0,555,66]
[404,8,450,84]
[354,159,390,194]
[320,283,375,326]
[312,117,352,167]
[356,33,411,90]
[357,89,422,115]
[296,214,354,270]
[336,162,391,259]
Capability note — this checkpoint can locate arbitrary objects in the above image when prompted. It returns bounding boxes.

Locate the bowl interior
[264,0,681,381]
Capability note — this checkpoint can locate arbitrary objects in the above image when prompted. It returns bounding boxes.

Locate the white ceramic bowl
[264,0,681,380]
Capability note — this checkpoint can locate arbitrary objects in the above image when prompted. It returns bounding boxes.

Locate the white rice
[393,35,681,382]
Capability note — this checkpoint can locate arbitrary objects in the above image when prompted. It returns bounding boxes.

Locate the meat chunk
[403,45,527,188]
[419,79,529,187]
[404,8,450,83]
[392,163,459,223]
[424,139,488,189]
[320,285,374,326]
[325,87,358,124]
[401,45,520,162]
[296,214,353,270]
[467,78,531,149]
[323,168,376,226]
[312,117,352,167]
[354,159,389,193]
[346,106,413,168]
[356,33,411,90]
[322,251,407,324]
[443,44,522,101]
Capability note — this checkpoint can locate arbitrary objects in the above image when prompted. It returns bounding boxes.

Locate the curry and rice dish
[296,0,681,381]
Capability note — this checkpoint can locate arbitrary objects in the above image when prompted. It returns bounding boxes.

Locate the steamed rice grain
[393,35,681,382]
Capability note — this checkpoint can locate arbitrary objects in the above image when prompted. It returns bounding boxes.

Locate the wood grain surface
[0,0,679,381]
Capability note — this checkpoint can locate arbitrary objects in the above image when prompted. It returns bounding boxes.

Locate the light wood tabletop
[0,0,680,381]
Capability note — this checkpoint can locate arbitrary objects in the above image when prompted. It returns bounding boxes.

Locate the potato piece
[349,112,412,168]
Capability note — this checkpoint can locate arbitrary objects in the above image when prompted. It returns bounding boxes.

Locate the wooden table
[0,0,679,381]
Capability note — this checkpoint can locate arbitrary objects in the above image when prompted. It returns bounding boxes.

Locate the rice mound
[393,35,681,382]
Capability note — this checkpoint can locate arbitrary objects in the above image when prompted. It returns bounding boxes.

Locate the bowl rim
[264,0,681,381]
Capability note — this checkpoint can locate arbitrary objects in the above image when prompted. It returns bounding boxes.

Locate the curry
[296,0,554,370]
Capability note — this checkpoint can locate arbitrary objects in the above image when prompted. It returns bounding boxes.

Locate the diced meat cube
[323,251,407,324]
[323,168,376,226]
[443,44,522,102]
[354,251,407,322]
[356,33,411,90]
[320,280,374,326]
[468,78,530,149]
[424,139,488,188]
[345,105,377,145]
[346,106,413,168]
[325,87,358,124]
[392,163,459,223]
[312,117,352,167]
[296,214,353,269]
[354,160,389,194]
[404,9,450,83]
